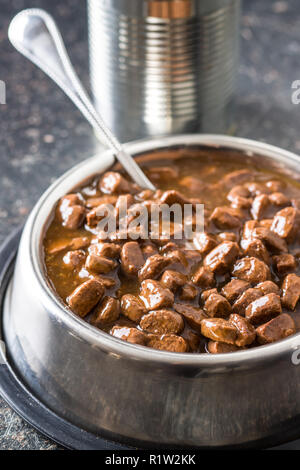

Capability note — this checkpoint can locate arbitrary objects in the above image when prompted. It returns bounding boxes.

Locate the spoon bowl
[8,8,155,190]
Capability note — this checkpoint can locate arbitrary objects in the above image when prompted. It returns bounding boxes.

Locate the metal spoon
[8,8,155,190]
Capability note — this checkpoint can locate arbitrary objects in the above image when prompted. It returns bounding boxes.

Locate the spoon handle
[8,8,155,190]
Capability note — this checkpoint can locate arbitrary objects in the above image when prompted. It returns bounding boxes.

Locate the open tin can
[88,0,241,142]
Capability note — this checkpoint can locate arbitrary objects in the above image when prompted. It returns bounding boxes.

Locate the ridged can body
[88,0,241,142]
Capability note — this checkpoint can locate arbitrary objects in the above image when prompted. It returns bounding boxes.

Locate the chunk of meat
[173,303,206,332]
[273,254,297,275]
[227,185,251,209]
[159,241,178,254]
[86,204,112,228]
[201,318,237,345]
[85,254,117,274]
[266,180,284,193]
[271,207,300,242]
[232,257,270,284]
[70,237,90,250]
[89,242,121,259]
[184,249,202,264]
[210,207,242,229]
[147,334,188,352]
[207,341,239,354]
[92,275,116,289]
[47,236,90,254]
[183,330,201,352]
[140,280,174,310]
[245,182,268,196]
[120,294,146,321]
[160,270,187,292]
[91,296,120,327]
[255,281,280,296]
[60,204,85,230]
[217,232,238,243]
[58,193,83,209]
[251,194,270,220]
[241,238,269,264]
[269,192,290,207]
[85,195,117,208]
[227,184,250,202]
[159,190,190,207]
[57,194,85,230]
[99,171,135,194]
[256,314,296,344]
[193,232,217,254]
[281,273,300,310]
[245,293,282,325]
[204,241,239,274]
[141,242,158,259]
[67,279,105,318]
[138,254,170,281]
[229,314,256,347]
[242,220,259,239]
[63,250,86,269]
[221,279,250,303]
[111,326,146,345]
[165,250,188,269]
[251,227,288,253]
[192,266,215,288]
[204,293,232,318]
[140,310,184,334]
[120,241,144,276]
[232,288,262,316]
[201,288,218,302]
[179,283,198,301]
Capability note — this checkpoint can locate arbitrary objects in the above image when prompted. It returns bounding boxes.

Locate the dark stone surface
[0,0,300,450]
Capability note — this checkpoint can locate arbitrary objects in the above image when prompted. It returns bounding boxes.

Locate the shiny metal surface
[4,134,300,448]
[88,0,241,142]
[8,9,155,190]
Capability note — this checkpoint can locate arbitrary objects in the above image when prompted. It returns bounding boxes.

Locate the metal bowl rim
[27,133,300,367]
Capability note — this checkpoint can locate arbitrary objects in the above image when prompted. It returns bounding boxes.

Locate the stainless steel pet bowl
[3,134,300,449]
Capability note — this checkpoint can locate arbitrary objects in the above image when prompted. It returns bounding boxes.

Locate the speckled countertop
[1,0,300,450]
